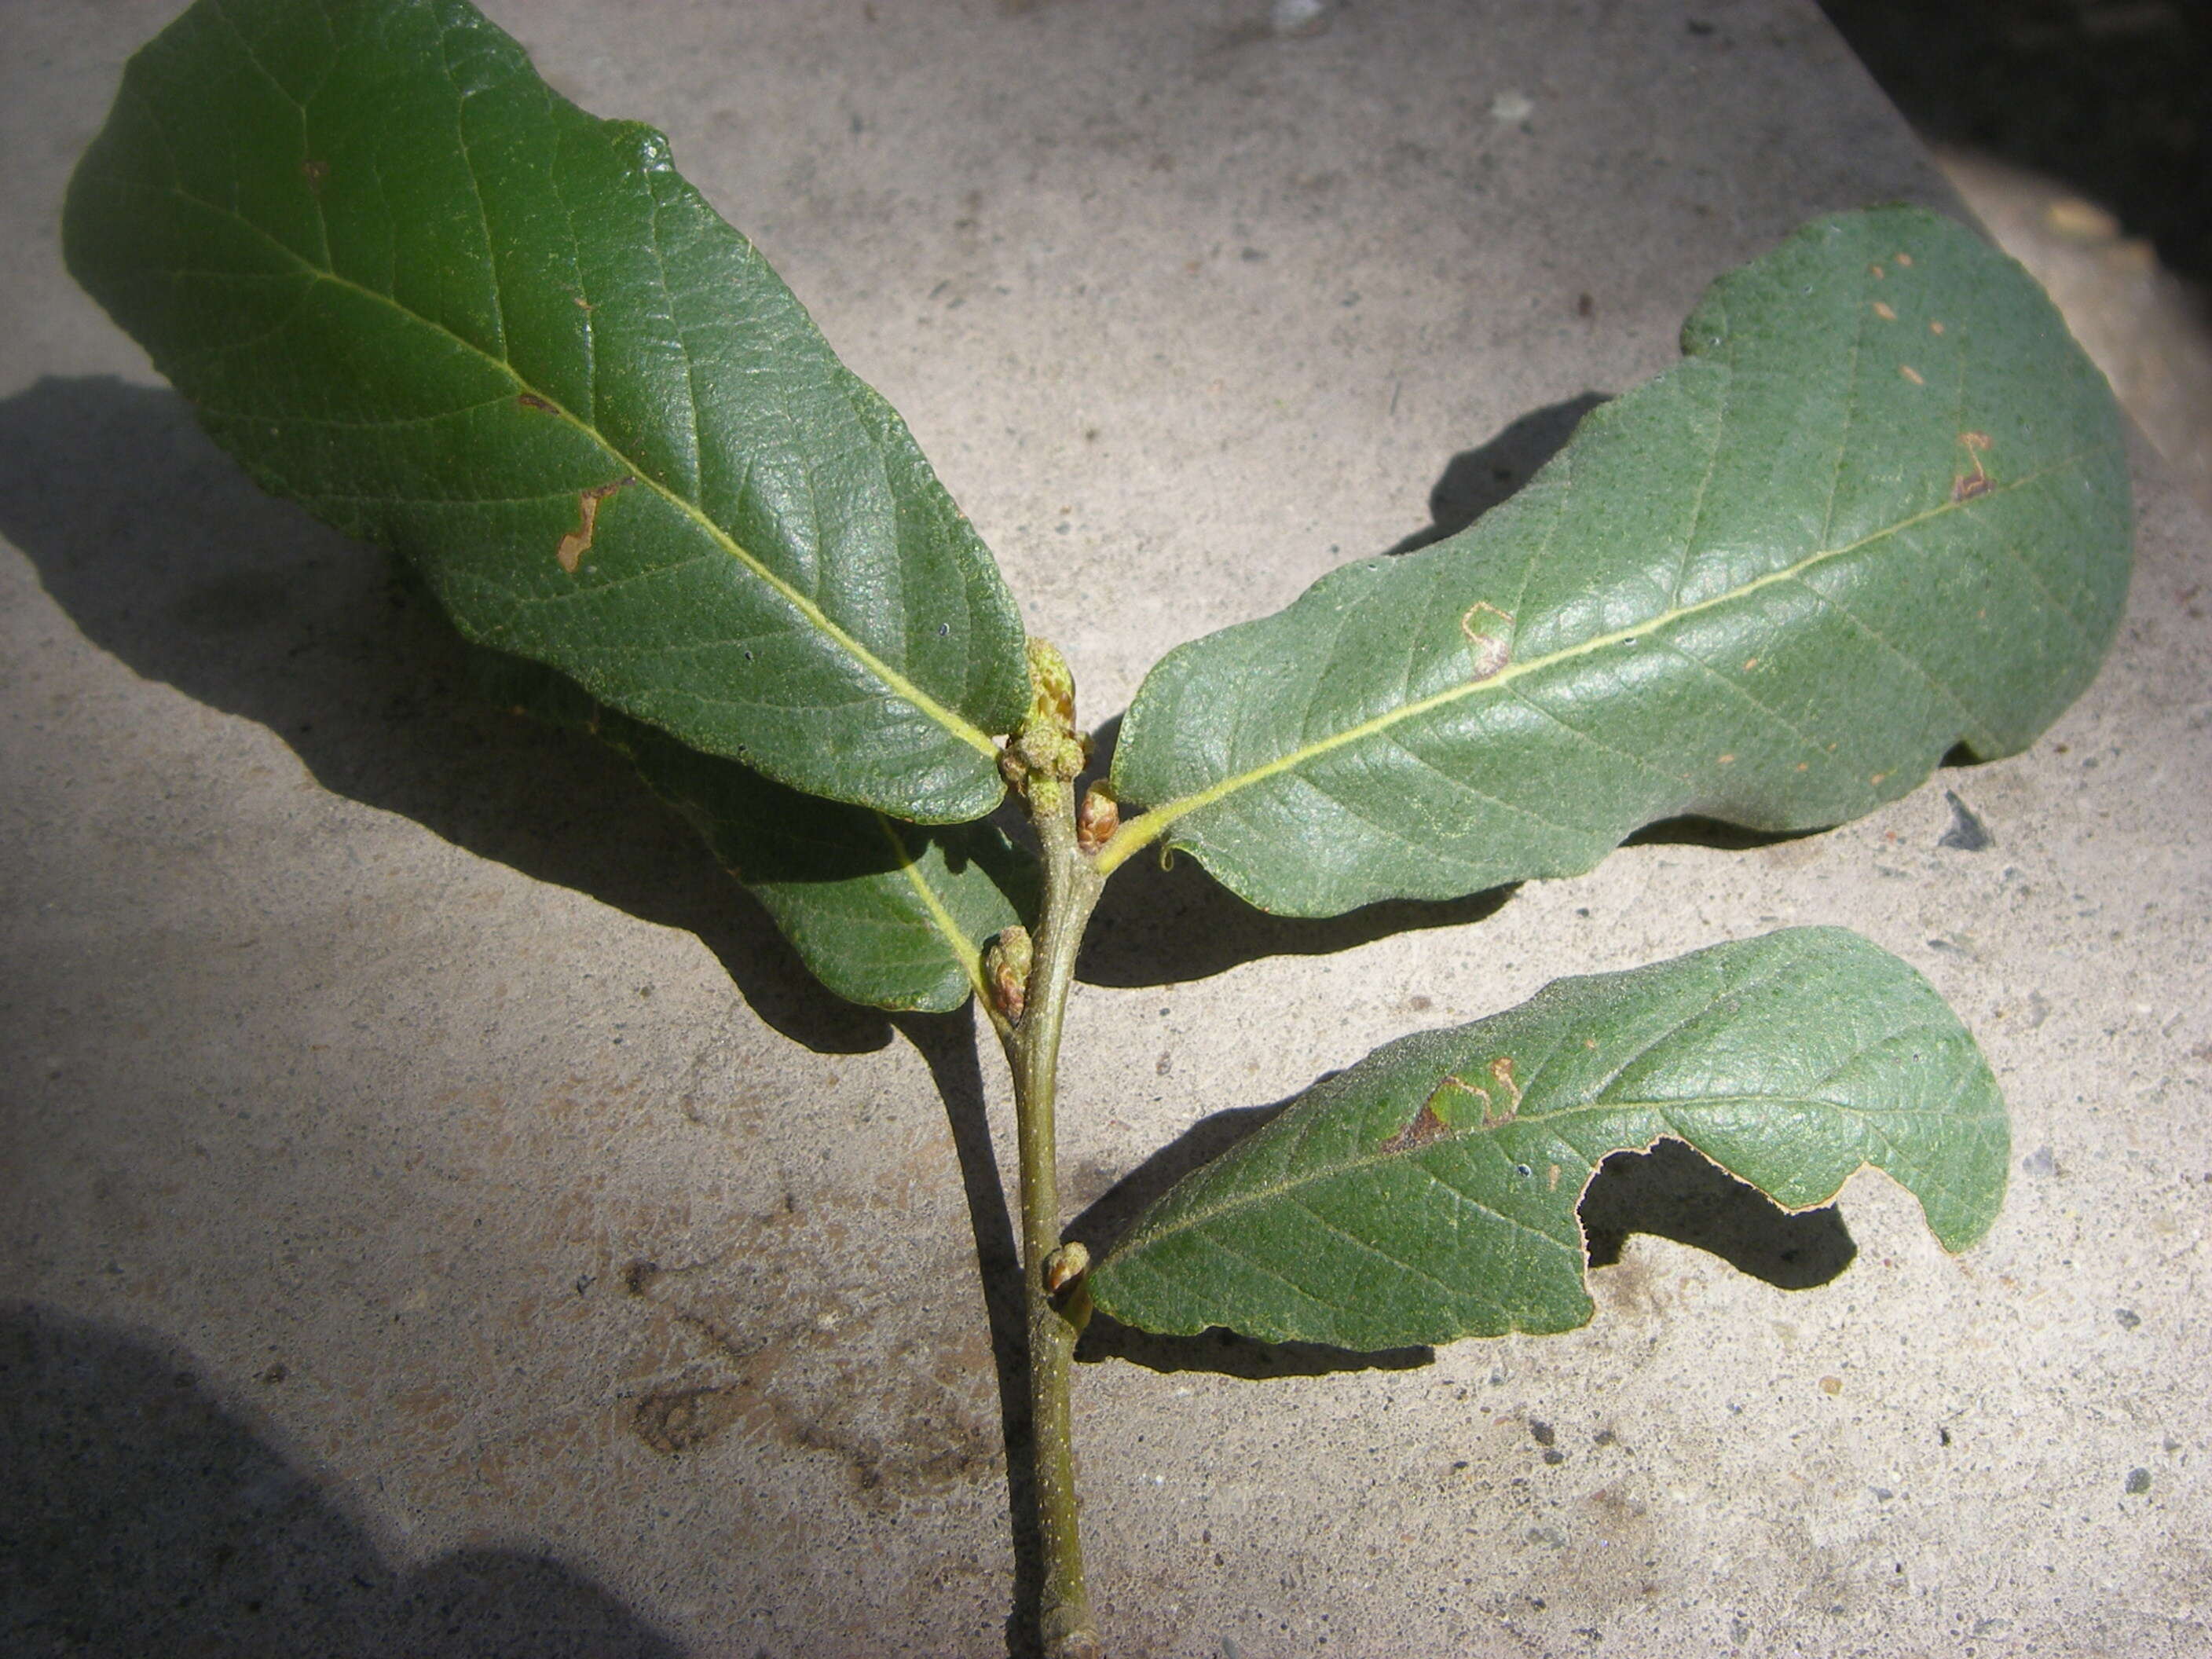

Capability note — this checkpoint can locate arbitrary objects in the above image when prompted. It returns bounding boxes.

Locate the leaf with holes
[64,0,1027,823]
[468,649,1035,1013]
[1106,207,2131,915]
[1087,928,2007,1351]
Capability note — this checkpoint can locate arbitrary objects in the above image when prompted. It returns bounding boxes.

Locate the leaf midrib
[1108,1086,2001,1262]
[126,173,1001,764]
[1098,450,2104,872]
[872,811,992,1005]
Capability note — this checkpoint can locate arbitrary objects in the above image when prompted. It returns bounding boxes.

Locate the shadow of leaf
[1382,393,1612,555]
[0,375,884,1054]
[0,1302,679,1659]
[1580,1138,1857,1290]
[1077,714,1515,988]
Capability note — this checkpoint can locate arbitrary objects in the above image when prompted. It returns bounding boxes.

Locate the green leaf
[468,650,1035,1013]
[64,0,1027,824]
[1088,928,2007,1350]
[1108,207,2131,915]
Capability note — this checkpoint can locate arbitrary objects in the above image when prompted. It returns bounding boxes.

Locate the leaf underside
[1111,207,2133,916]
[64,0,1028,824]
[1087,928,2009,1351]
[470,650,1034,1013]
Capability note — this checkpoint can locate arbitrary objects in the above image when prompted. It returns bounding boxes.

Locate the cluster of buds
[998,639,1090,813]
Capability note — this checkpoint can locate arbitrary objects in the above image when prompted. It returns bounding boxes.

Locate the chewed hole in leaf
[1579,1139,1857,1291]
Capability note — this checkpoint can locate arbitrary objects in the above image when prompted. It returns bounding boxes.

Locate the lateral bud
[1075,783,1119,855]
[1042,1240,1090,1295]
[983,924,1034,1023]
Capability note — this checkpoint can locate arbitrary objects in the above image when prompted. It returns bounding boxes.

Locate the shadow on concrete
[1067,1096,1855,1377]
[1074,712,1518,990]
[1382,393,1611,555]
[895,1010,1046,1659]
[0,375,887,1057]
[1817,0,2211,284]
[0,1302,678,1659]
[1580,1138,1857,1289]
[1623,815,1820,853]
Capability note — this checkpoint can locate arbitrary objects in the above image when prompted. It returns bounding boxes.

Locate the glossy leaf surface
[1109,208,2131,914]
[1089,928,2007,1350]
[64,0,1027,822]
[470,650,1035,1013]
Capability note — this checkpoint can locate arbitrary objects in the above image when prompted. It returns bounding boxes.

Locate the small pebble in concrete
[1269,0,1329,38]
[2115,1307,2142,1329]
[2021,1144,2057,1177]
[2126,1467,2152,1494]
[1529,1418,1556,1446]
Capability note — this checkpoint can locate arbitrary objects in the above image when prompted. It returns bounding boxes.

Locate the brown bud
[1042,1241,1090,1295]
[983,925,1033,1023]
[1076,783,1119,855]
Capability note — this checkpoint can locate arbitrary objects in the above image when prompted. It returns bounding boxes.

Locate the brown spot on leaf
[1383,1099,1452,1154]
[1928,320,1946,335]
[1894,251,1913,267]
[518,392,558,413]
[1459,601,1514,681]
[1869,263,1884,279]
[300,159,329,192]
[557,476,635,573]
[1547,1163,1561,1191]
[1899,364,1925,386]
[1952,430,1994,500]
[1872,300,1897,320]
[1488,1055,1523,1113]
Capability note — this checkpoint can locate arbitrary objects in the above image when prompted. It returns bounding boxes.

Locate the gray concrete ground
[4,2,2208,1656]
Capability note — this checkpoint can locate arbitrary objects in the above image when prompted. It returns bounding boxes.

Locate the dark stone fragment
[1939,789,1993,851]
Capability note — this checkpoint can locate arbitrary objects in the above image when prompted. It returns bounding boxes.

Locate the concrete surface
[4,2,2208,1657]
